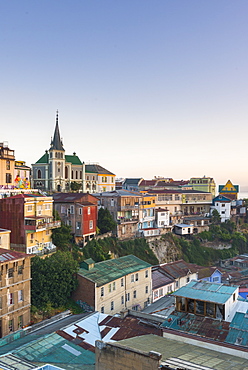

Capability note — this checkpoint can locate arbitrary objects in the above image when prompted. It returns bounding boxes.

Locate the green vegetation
[174,220,248,266]
[31,251,79,313]
[97,208,117,234]
[70,181,82,191]
[83,237,159,265]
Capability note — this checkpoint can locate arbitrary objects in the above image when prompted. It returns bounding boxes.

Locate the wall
[95,340,162,370]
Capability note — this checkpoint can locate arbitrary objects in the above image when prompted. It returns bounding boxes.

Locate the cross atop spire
[50,110,65,151]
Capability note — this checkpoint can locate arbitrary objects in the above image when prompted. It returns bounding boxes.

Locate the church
[32,112,115,193]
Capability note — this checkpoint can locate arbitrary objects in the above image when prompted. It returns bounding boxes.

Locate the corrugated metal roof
[78,255,151,286]
[173,281,238,304]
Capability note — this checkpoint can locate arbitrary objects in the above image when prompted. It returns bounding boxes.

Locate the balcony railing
[117,217,139,224]
[24,219,61,231]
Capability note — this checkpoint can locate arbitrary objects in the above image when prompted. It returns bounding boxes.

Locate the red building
[53,193,98,244]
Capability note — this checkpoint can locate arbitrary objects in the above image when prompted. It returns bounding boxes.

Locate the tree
[97,208,116,234]
[70,182,82,191]
[31,251,79,309]
[52,222,73,251]
[211,209,221,224]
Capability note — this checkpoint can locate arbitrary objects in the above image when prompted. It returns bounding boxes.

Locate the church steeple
[50,110,65,151]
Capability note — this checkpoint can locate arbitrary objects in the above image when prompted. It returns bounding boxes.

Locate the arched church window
[75,171,78,179]
[37,170,41,179]
[55,152,58,158]
[65,166,68,179]
[71,171,74,179]
[80,171,82,179]
[50,152,52,158]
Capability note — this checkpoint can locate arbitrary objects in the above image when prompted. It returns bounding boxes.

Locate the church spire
[50,110,65,151]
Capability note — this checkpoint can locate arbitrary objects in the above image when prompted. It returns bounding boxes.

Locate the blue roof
[172,280,238,304]
[213,195,232,203]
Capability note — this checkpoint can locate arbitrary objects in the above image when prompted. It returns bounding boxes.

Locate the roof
[53,193,98,204]
[213,195,232,203]
[85,164,115,176]
[96,189,141,197]
[173,280,238,304]
[78,255,151,286]
[0,248,29,262]
[58,311,162,350]
[174,223,194,228]
[142,295,175,318]
[152,268,174,289]
[116,333,248,370]
[65,154,82,165]
[35,152,49,164]
[159,260,198,279]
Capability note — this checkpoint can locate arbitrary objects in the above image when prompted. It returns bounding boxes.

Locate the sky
[1,1,248,189]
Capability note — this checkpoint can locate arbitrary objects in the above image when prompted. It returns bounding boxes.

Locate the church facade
[32,112,115,193]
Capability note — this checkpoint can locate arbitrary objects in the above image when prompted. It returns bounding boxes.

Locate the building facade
[72,255,152,315]
[0,248,31,338]
[188,176,216,197]
[219,180,239,201]
[53,193,98,244]
[0,194,60,254]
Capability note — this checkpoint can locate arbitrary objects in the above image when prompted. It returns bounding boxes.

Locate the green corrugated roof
[173,280,238,304]
[65,155,82,165]
[78,255,151,286]
[36,152,49,164]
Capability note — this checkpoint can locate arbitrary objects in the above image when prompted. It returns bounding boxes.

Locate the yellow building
[0,194,61,254]
[0,142,15,188]
[219,180,239,201]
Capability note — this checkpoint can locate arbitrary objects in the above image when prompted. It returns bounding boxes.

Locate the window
[80,171,82,179]
[18,290,23,302]
[133,290,137,298]
[101,306,104,313]
[108,284,111,293]
[187,277,190,283]
[76,222,81,230]
[221,211,225,214]
[176,281,179,288]
[79,208,82,215]
[71,171,74,179]
[233,293,236,302]
[111,301,114,311]
[113,282,116,291]
[70,205,74,214]
[0,297,2,309]
[159,288,163,297]
[135,273,138,281]
[121,278,124,287]
[89,220,93,229]
[37,169,41,179]
[75,171,78,179]
[131,274,134,283]
[88,207,91,215]
[145,270,148,278]
[222,204,225,207]
[121,295,124,305]
[8,293,14,305]
[213,276,219,282]
[154,290,158,299]
[6,173,12,183]
[126,293,130,301]
[18,265,23,275]
[8,268,14,278]
[9,319,13,332]
[145,286,148,294]
[101,287,104,296]
[6,160,10,170]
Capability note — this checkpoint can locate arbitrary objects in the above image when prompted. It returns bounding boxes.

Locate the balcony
[24,218,61,231]
[117,217,139,224]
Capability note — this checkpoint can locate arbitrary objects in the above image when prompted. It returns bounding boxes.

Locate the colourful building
[0,142,15,189]
[188,176,216,197]
[219,180,239,200]
[53,192,98,244]
[0,194,60,254]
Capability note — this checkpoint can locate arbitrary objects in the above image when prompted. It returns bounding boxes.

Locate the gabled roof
[78,255,151,286]
[85,164,115,176]
[219,180,239,193]
[152,268,174,289]
[123,178,143,185]
[213,195,232,203]
[159,260,198,279]
[65,154,82,165]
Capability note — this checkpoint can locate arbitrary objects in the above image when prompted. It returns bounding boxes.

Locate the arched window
[65,166,68,179]
[80,171,82,179]
[71,171,74,179]
[37,170,41,179]
[75,171,78,179]
[55,152,58,158]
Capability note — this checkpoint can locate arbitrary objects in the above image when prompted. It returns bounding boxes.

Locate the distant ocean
[238,187,248,199]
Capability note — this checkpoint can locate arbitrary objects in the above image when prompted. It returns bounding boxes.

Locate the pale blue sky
[1,1,248,187]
